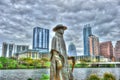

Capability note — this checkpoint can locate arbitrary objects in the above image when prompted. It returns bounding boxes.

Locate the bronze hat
[53,24,67,31]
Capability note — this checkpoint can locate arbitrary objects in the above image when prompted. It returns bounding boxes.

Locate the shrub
[18,64,27,69]
[28,66,34,69]
[103,72,116,80]
[75,63,89,68]
[110,64,115,67]
[87,74,100,80]
[44,62,50,68]
[0,63,3,69]
[27,78,33,80]
[40,74,49,80]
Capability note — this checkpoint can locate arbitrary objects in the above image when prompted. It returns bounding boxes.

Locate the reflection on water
[0,68,120,80]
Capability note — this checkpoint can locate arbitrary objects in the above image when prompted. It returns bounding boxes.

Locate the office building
[33,27,49,52]
[15,45,29,53]
[68,43,77,57]
[17,49,50,59]
[2,42,29,57]
[83,24,92,56]
[2,42,14,57]
[100,41,113,60]
[89,35,99,56]
[115,40,120,61]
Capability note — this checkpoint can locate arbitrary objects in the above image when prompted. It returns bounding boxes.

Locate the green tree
[0,63,3,69]
[0,57,9,68]
[7,59,17,69]
[33,59,40,68]
[19,58,33,68]
[40,58,49,68]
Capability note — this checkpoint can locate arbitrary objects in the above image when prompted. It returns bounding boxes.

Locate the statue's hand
[56,59,63,70]
[51,49,65,70]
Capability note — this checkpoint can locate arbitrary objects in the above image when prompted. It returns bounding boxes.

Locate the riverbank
[0,57,50,69]
[0,57,119,69]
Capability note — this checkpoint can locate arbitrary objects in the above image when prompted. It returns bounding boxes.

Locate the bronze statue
[50,24,75,80]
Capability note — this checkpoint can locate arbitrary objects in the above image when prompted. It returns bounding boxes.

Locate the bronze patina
[50,24,75,80]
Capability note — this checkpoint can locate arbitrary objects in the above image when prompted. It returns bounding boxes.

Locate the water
[73,68,120,80]
[0,68,120,80]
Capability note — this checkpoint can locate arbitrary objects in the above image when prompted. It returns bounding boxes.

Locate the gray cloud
[0,0,120,56]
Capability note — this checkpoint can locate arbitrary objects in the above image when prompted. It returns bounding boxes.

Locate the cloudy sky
[0,0,120,56]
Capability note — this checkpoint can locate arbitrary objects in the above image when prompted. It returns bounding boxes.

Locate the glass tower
[83,24,92,56]
[33,27,49,52]
[68,43,77,57]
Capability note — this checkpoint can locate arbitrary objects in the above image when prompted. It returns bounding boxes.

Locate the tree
[0,57,9,68]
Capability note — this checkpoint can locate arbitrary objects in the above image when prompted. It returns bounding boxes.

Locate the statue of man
[50,24,74,80]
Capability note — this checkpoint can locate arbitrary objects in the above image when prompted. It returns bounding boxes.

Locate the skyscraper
[89,35,99,56]
[33,27,49,52]
[100,41,113,59]
[114,40,120,61]
[83,24,92,56]
[68,43,77,57]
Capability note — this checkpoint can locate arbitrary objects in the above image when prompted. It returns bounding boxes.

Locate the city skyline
[0,0,120,56]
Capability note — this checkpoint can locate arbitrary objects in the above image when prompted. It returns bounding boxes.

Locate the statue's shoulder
[52,36,57,40]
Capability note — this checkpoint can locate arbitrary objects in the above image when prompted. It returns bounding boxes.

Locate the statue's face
[56,29,64,35]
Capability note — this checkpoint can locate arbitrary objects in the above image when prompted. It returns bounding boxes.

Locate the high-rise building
[89,35,99,56]
[100,41,113,59]
[83,24,92,56]
[2,42,29,57]
[68,43,77,57]
[33,27,49,52]
[114,40,120,61]
[2,42,14,57]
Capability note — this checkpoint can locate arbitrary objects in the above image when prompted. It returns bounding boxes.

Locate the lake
[0,68,120,80]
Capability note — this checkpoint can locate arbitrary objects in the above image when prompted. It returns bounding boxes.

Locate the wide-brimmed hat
[53,24,67,31]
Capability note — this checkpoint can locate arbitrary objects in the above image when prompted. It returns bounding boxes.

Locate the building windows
[83,24,92,56]
[33,27,49,51]
[2,42,29,57]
